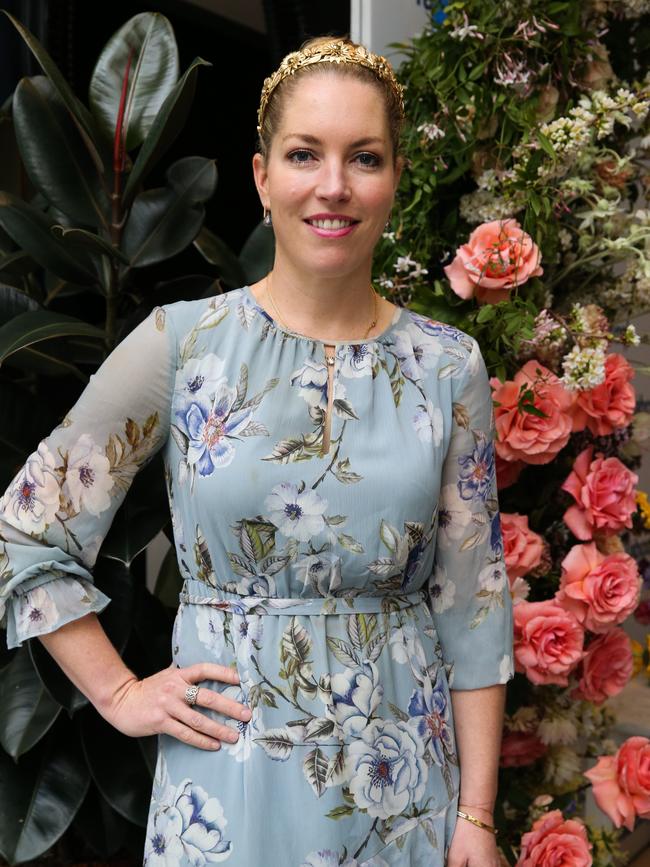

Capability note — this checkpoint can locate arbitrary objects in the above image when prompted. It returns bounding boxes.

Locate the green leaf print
[303,748,329,798]
[254,728,294,761]
[333,458,362,484]
[236,519,276,563]
[281,617,312,664]
[326,637,361,668]
[337,533,364,554]
[347,614,377,650]
[326,805,355,820]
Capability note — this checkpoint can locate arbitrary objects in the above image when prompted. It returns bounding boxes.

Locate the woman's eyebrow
[281,133,384,147]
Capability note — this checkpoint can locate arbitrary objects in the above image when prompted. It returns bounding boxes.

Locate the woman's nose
[315,160,351,201]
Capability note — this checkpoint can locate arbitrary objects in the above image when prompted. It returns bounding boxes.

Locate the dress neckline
[241,284,407,347]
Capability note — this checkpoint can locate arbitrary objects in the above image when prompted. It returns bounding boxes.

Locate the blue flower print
[175,779,232,864]
[457,434,495,502]
[264,482,328,542]
[411,314,469,346]
[294,552,342,596]
[291,358,328,411]
[407,669,454,767]
[145,806,186,867]
[326,660,383,737]
[336,343,377,378]
[391,323,443,382]
[490,512,504,556]
[175,354,225,403]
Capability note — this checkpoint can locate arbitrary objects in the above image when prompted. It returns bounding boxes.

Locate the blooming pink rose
[491,361,578,465]
[574,354,635,436]
[584,736,650,831]
[514,599,584,686]
[496,454,524,489]
[572,628,633,704]
[556,543,641,632]
[562,447,638,540]
[516,809,592,867]
[444,218,543,304]
[500,731,547,767]
[501,513,544,579]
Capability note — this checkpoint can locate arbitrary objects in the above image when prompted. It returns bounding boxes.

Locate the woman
[0,37,513,867]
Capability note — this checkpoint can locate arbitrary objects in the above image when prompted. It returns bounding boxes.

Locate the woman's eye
[355,152,381,168]
[288,149,314,164]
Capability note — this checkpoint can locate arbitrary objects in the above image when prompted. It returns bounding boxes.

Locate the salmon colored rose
[491,361,580,465]
[514,599,584,686]
[572,628,633,704]
[584,736,650,831]
[444,218,543,304]
[573,354,635,436]
[496,454,524,489]
[556,543,641,632]
[501,513,544,579]
[562,446,638,540]
[500,731,547,767]
[515,809,592,867]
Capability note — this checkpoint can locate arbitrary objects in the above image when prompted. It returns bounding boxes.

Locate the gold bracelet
[456,809,498,836]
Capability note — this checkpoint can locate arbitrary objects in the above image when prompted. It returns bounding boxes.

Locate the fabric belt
[179,578,427,616]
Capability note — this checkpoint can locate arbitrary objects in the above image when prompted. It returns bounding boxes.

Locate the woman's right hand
[102,662,252,750]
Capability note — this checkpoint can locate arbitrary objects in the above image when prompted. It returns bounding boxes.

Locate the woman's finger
[161,716,222,751]
[195,685,252,722]
[181,662,240,686]
[172,700,242,745]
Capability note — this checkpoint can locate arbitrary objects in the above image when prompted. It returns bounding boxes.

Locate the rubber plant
[0,10,272,865]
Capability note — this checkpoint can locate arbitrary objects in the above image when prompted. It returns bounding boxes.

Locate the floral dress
[0,286,514,867]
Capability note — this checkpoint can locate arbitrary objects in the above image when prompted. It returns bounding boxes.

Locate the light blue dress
[0,286,514,867]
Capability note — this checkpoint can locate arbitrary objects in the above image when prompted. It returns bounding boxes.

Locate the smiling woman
[0,35,513,867]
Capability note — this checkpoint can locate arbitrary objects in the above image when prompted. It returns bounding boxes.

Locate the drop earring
[263,208,272,227]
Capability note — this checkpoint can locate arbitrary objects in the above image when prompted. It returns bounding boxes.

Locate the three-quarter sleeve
[0,306,174,648]
[429,337,514,690]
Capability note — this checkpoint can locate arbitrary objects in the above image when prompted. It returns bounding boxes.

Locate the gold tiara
[257,40,405,133]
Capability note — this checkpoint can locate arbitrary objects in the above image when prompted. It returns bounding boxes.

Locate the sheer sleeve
[429,338,514,690]
[0,306,174,648]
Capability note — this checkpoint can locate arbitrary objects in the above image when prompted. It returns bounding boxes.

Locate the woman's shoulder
[160,286,249,332]
[400,307,477,358]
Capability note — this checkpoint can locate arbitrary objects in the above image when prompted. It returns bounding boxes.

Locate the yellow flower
[636,490,650,529]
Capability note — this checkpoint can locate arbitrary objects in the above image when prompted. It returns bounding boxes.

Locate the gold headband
[257,39,405,134]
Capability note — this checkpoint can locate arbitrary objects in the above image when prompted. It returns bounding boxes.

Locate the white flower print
[175,353,225,402]
[231,613,263,682]
[326,661,383,737]
[64,434,114,516]
[1,442,60,534]
[437,483,472,549]
[301,853,368,867]
[346,719,428,819]
[219,683,261,762]
[182,381,252,476]
[428,565,456,613]
[478,561,507,593]
[291,358,329,411]
[15,585,60,637]
[264,482,328,542]
[294,552,342,596]
[195,605,226,657]
[392,323,443,381]
[510,576,531,605]
[413,399,443,445]
[174,779,232,863]
[499,654,514,682]
[336,343,377,378]
[388,623,427,679]
[144,806,185,867]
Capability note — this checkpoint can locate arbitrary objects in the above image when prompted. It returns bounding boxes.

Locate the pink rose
[584,736,650,831]
[562,447,638,540]
[491,361,577,465]
[501,513,544,579]
[516,809,592,867]
[572,628,633,704]
[514,599,584,686]
[496,454,524,489]
[500,731,547,768]
[556,543,641,632]
[444,218,543,304]
[574,354,635,436]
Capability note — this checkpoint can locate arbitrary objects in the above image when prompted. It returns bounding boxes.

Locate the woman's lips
[304,218,359,238]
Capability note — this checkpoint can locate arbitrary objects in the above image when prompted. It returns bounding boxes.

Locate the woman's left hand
[445,811,502,867]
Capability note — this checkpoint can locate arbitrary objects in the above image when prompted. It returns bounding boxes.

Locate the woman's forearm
[450,683,506,813]
[37,612,138,718]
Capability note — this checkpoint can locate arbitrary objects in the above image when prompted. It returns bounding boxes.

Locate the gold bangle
[456,809,498,836]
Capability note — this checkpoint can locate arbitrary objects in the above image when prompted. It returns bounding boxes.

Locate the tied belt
[179,578,428,616]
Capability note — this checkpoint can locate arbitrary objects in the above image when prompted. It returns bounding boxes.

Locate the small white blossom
[561,344,607,391]
[416,122,445,141]
[624,324,641,345]
[449,12,484,41]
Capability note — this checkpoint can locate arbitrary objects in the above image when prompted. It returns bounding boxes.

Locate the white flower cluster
[576,88,650,140]
[459,190,525,224]
[561,343,607,391]
[416,122,445,142]
[448,11,484,41]
[539,116,591,157]
[394,254,428,280]
[624,324,641,346]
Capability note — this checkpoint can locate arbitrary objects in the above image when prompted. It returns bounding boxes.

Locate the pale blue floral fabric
[0,286,514,866]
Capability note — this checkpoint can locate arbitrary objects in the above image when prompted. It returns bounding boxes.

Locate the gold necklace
[265,272,379,342]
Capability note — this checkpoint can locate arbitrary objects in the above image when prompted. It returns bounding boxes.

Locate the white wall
[350,0,430,66]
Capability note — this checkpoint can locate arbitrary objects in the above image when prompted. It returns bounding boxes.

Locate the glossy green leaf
[12,77,109,229]
[124,56,211,205]
[0,647,61,758]
[193,226,246,288]
[239,219,275,284]
[0,284,39,325]
[89,12,179,150]
[94,557,135,653]
[0,250,39,279]
[0,192,98,285]
[0,726,90,864]
[4,344,87,382]
[52,225,129,264]
[29,640,89,714]
[123,157,217,267]
[0,310,104,365]
[73,784,130,859]
[81,709,152,827]
[2,11,104,174]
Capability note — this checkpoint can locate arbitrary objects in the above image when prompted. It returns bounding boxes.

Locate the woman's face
[253,73,401,282]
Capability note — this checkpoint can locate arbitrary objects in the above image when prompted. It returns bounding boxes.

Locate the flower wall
[377,1,650,863]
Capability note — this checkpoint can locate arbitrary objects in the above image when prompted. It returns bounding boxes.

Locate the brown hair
[257,36,404,163]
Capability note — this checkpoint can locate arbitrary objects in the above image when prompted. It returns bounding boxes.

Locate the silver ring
[185,685,200,707]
